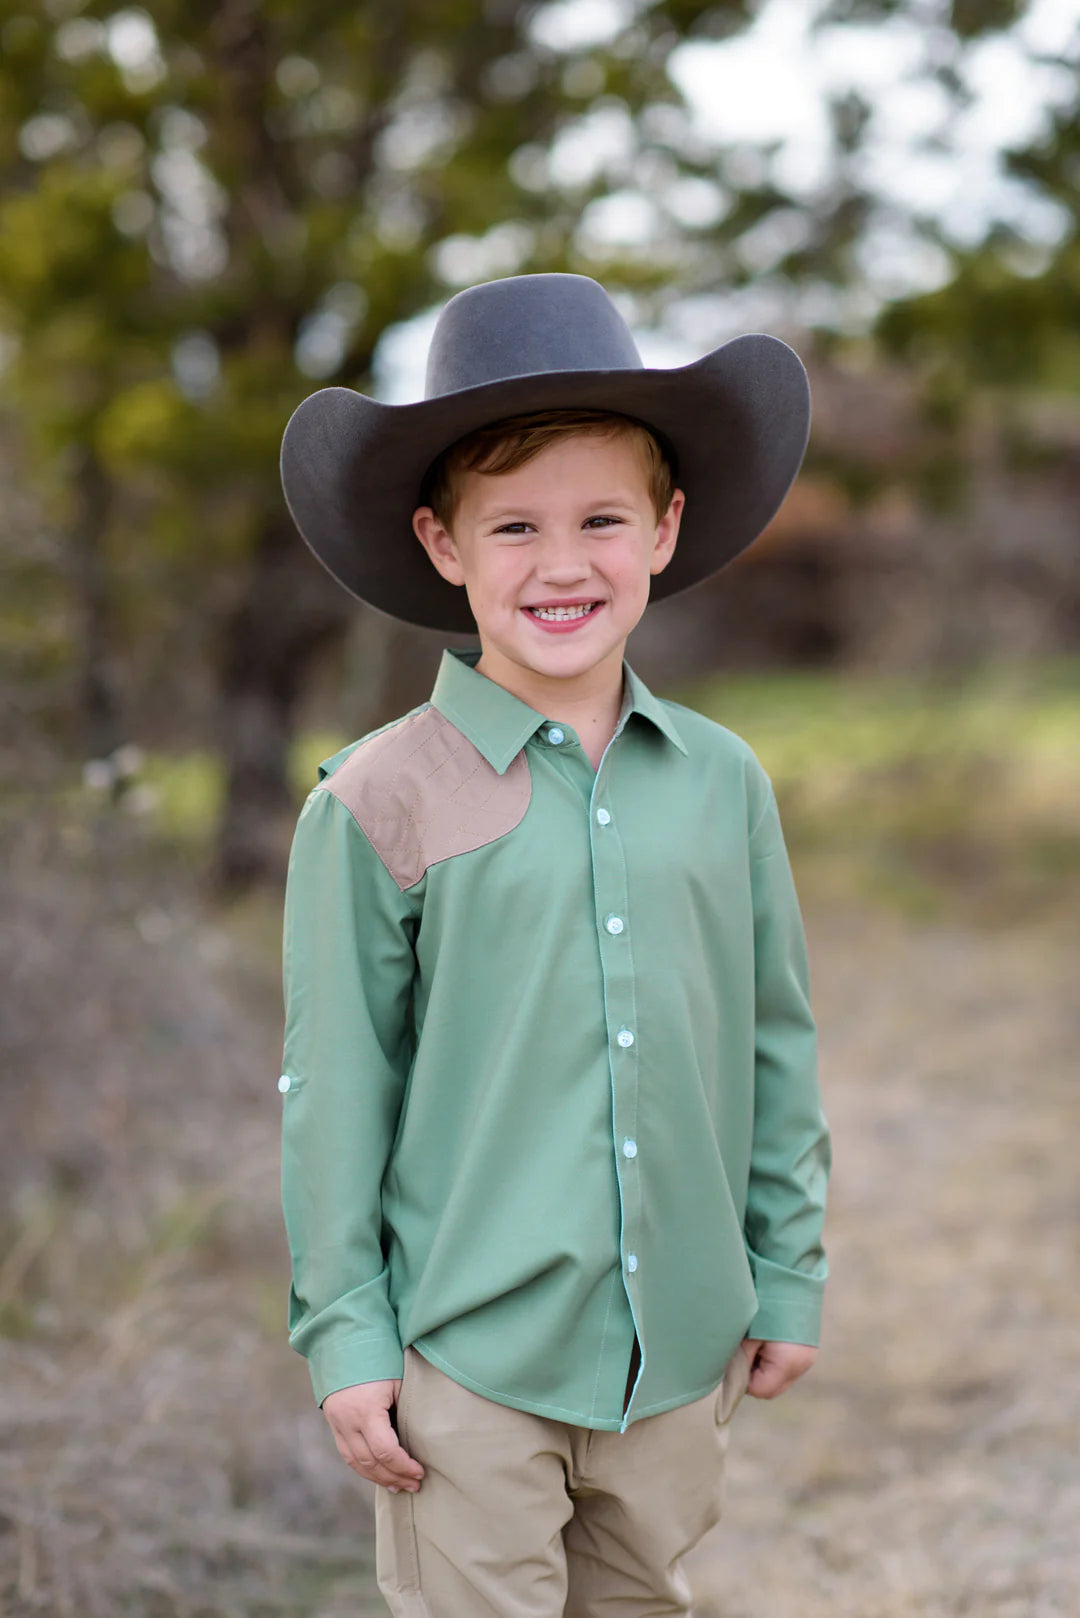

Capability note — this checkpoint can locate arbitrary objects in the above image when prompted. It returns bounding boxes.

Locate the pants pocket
[375,1349,426,1608]
[715,1342,753,1426]
[376,1486,423,1597]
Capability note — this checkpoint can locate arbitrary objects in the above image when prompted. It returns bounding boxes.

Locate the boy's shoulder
[314,701,433,785]
[651,695,777,833]
[305,701,531,891]
[656,694,770,777]
[300,692,774,886]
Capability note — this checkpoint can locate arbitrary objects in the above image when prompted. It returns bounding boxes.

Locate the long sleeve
[743,778,831,1346]
[279,783,419,1406]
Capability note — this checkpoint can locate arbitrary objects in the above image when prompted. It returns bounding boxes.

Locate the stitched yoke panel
[320,705,532,890]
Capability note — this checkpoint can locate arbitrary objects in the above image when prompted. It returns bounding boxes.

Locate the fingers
[361,1405,426,1489]
[336,1423,424,1490]
[747,1355,789,1399]
[745,1341,817,1400]
[345,1422,423,1492]
[323,1382,426,1492]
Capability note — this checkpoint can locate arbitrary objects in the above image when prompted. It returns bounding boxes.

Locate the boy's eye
[491,514,624,535]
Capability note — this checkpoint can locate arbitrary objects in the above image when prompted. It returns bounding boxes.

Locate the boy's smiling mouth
[524,600,604,630]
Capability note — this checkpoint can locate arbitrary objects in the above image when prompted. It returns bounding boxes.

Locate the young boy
[278,272,830,1618]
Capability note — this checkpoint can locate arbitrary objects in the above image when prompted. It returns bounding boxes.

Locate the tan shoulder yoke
[320,705,531,890]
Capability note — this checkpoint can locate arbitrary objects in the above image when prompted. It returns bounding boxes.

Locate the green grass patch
[134,732,350,847]
[679,657,1080,918]
[110,659,1080,920]
[141,747,224,843]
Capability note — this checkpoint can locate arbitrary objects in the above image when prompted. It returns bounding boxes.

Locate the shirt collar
[430,649,548,774]
[620,662,688,755]
[430,647,688,773]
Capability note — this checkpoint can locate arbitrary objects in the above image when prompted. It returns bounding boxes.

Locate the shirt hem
[410,1338,722,1431]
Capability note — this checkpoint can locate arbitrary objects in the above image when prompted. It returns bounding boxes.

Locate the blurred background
[1,1,1078,1613]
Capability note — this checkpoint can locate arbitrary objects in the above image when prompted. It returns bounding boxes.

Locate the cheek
[467,551,527,605]
[501,553,532,587]
[604,549,654,604]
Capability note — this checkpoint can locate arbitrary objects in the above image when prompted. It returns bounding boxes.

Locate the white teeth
[530,604,596,621]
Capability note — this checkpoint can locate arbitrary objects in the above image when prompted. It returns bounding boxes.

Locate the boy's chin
[511,636,628,682]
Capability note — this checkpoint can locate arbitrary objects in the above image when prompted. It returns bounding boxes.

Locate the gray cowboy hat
[280,272,810,633]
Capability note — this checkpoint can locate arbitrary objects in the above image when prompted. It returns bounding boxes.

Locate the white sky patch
[577,189,658,248]
[665,176,728,229]
[1016,0,1080,56]
[958,30,1075,150]
[673,1,831,193]
[547,100,636,188]
[373,0,1079,388]
[372,306,441,402]
[151,145,228,282]
[855,213,954,302]
[105,7,166,93]
[19,112,80,162]
[529,0,628,53]
[171,330,221,400]
[671,0,1076,248]
[433,222,536,287]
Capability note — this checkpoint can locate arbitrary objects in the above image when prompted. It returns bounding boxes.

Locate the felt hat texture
[279,272,811,633]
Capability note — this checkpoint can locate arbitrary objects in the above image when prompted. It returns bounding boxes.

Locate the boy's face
[412,432,683,691]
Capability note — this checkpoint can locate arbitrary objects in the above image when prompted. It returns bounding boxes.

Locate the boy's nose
[535,531,591,584]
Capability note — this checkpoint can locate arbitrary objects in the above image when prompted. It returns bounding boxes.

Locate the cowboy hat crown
[424,274,642,396]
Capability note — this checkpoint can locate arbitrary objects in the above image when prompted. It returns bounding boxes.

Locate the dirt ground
[2,815,1078,1617]
[686,901,1080,1618]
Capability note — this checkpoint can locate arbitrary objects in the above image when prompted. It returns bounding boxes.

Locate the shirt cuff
[745,1252,826,1347]
[304,1333,406,1408]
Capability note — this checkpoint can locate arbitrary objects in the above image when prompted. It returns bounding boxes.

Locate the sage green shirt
[280,647,830,1431]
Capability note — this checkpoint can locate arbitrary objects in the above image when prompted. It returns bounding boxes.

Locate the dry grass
[687,901,1080,1618]
[2,704,1079,1615]
[0,806,380,1616]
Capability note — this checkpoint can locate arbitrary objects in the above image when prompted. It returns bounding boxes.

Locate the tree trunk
[214,512,353,891]
[68,447,122,763]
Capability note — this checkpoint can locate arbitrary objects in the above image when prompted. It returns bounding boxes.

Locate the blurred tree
[869,14,1080,664]
[0,0,1069,882]
[0,0,763,885]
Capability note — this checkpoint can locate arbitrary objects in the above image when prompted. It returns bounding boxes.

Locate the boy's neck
[474,641,626,771]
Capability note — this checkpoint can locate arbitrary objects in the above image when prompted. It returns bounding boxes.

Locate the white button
[626,1253,638,1273]
[547,726,565,745]
[278,1074,292,1093]
[616,1028,634,1048]
[596,807,611,826]
[605,915,624,935]
[622,1138,638,1158]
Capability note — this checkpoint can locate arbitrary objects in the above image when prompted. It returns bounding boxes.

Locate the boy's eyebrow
[477,494,641,521]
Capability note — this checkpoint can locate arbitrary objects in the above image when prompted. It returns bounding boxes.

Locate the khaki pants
[375,1343,752,1618]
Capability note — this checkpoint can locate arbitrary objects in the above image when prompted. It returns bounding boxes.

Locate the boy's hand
[741,1338,817,1399]
[321,1379,426,1493]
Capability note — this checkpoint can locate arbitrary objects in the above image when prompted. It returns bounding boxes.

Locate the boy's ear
[412,507,466,588]
[649,488,685,577]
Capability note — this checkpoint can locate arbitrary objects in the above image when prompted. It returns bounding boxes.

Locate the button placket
[588,738,644,1386]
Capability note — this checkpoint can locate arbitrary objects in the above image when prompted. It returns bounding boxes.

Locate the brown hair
[421,408,676,529]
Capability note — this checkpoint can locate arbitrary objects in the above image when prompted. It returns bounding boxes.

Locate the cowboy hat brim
[279,332,810,633]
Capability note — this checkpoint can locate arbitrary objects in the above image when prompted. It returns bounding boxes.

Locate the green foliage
[878,246,1080,390]
[0,0,781,736]
[1,0,1075,825]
